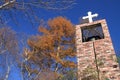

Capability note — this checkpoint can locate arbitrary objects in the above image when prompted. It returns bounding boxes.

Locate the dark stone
[113,65,118,68]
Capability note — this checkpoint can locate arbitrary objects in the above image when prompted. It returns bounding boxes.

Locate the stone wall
[76,19,120,80]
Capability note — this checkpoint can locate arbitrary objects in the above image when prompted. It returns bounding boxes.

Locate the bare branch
[4,55,10,80]
[0,0,15,9]
[0,0,76,25]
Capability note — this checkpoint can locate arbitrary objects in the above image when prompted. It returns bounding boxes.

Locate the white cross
[82,11,98,23]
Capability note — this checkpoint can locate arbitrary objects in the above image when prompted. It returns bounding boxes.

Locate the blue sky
[11,0,120,54]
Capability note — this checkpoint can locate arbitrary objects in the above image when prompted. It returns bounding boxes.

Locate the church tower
[76,12,120,80]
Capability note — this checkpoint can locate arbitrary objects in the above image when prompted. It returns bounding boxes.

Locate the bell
[89,37,96,41]
[87,35,101,41]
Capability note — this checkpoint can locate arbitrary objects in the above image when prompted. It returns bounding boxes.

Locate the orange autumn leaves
[27,16,76,71]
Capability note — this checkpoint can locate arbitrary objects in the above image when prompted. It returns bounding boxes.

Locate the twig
[0,0,16,9]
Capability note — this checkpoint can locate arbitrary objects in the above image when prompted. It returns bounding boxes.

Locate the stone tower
[76,12,120,80]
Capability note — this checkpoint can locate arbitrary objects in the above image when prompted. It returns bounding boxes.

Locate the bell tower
[76,12,120,80]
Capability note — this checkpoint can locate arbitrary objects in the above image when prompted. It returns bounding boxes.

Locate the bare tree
[0,0,76,26]
[0,27,19,80]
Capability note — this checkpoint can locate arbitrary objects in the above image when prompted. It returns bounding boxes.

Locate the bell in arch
[81,23,104,42]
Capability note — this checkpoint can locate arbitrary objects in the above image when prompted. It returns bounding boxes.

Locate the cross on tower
[82,11,98,23]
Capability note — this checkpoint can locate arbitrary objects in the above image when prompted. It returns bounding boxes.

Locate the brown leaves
[28,35,54,51]
[50,52,76,68]
[39,27,50,35]
[62,61,76,68]
[48,16,74,37]
[26,16,76,75]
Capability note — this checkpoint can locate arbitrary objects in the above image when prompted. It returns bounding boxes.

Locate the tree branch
[4,55,11,80]
[0,0,16,9]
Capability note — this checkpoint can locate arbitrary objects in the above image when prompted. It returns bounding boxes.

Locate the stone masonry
[76,19,120,80]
